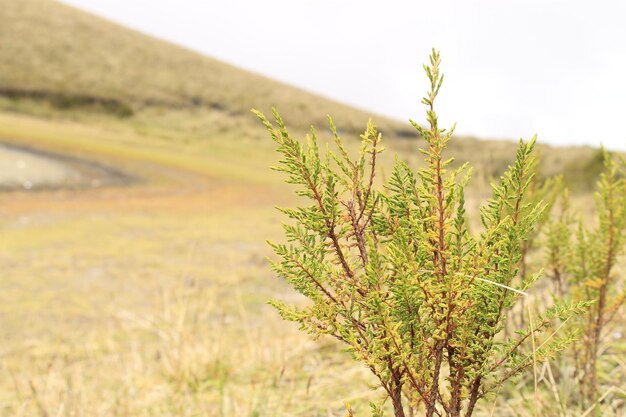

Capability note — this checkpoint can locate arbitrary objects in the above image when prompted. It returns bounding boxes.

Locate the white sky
[59,0,626,151]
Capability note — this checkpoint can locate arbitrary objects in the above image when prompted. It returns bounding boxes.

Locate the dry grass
[0,205,377,417]
[0,112,623,417]
[0,112,384,417]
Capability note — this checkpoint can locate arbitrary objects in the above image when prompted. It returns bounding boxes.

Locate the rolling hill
[0,0,407,135]
[0,0,606,182]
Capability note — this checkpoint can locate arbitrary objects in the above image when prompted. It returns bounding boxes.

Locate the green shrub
[545,151,626,415]
[255,50,588,417]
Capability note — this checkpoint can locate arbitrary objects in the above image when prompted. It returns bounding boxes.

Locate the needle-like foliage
[254,50,588,417]
[544,151,626,414]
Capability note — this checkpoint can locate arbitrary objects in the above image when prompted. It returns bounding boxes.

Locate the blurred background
[0,1,624,416]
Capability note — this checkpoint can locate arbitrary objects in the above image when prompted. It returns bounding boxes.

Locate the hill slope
[0,0,608,184]
[0,0,405,134]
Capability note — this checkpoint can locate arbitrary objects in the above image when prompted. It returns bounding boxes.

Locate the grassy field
[0,108,623,417]
[0,109,398,417]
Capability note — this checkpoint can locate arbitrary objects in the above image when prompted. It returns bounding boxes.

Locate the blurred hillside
[0,0,614,183]
[0,0,406,135]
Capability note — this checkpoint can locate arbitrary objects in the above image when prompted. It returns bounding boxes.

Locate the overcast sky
[59,0,626,150]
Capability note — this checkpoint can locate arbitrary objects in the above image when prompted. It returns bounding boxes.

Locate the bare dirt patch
[0,142,134,191]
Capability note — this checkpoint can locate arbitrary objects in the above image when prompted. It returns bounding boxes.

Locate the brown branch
[358,132,380,224]
[590,179,616,405]
[284,143,356,281]
[464,377,482,417]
